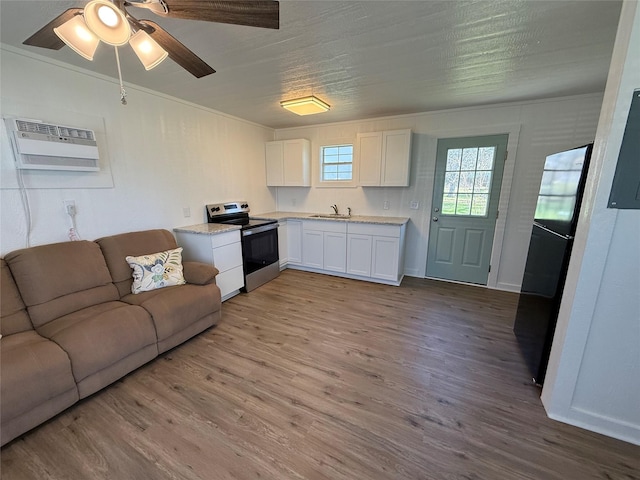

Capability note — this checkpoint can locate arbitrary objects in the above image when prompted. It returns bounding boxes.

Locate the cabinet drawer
[347,223,400,237]
[216,265,245,299]
[211,230,241,248]
[212,243,243,273]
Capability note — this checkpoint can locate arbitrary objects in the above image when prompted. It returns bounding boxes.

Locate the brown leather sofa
[1,229,221,446]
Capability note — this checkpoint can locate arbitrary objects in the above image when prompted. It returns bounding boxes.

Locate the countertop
[173,223,241,235]
[253,211,410,226]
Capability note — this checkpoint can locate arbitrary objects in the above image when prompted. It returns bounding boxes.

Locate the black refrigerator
[513,143,593,386]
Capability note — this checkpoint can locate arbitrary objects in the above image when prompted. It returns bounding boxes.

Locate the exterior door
[426,134,508,284]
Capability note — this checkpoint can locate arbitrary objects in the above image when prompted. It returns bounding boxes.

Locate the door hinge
[496,210,499,219]
[504,150,508,161]
[488,264,491,273]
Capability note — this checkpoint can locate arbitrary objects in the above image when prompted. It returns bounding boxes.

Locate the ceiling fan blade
[23,8,84,50]
[162,1,279,29]
[140,20,216,78]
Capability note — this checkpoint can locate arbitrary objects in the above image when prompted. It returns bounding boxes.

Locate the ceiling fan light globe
[84,0,131,46]
[129,29,168,70]
[97,5,119,27]
[53,15,100,61]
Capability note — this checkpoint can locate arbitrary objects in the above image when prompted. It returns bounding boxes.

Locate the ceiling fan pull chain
[114,46,127,105]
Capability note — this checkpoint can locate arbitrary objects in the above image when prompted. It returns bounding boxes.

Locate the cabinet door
[266,141,284,186]
[302,230,324,268]
[283,139,311,186]
[287,220,303,264]
[381,129,412,186]
[347,234,372,277]
[357,132,383,186]
[371,236,400,281]
[323,232,346,273]
[278,221,288,268]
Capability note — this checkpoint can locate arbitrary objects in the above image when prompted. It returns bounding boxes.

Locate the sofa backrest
[1,259,33,336]
[4,241,119,328]
[96,229,178,298]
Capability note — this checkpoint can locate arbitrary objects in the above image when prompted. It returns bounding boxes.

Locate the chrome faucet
[347,207,352,216]
[331,204,338,215]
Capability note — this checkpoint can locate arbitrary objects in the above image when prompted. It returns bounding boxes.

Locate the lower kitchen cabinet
[371,236,400,281]
[287,220,303,265]
[346,234,372,277]
[175,229,244,301]
[285,219,405,286]
[277,220,288,268]
[323,231,347,273]
[302,230,324,268]
[302,220,347,272]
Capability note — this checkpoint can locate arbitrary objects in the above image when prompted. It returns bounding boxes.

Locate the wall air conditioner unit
[5,117,100,172]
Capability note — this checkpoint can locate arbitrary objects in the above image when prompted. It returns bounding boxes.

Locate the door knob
[432,216,438,222]
[434,208,440,213]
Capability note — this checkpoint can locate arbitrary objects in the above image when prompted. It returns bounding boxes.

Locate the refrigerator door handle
[533,222,574,240]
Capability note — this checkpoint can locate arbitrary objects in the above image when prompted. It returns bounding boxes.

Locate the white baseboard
[495,281,521,293]
[547,407,640,446]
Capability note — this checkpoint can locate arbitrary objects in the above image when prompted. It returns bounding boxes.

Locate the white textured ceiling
[0,0,622,129]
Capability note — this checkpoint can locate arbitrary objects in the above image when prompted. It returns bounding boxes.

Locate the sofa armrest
[183,261,219,285]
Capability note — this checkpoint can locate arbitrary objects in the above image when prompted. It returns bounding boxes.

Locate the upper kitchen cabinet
[265,139,311,187]
[357,129,412,187]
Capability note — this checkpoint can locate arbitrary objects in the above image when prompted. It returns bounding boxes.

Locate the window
[321,144,353,182]
[441,146,496,216]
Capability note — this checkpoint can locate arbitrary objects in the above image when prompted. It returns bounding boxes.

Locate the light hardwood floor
[1,270,638,479]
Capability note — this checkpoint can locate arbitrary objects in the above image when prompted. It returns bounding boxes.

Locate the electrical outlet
[410,200,419,210]
[63,200,76,216]
[383,200,390,210]
[183,207,191,218]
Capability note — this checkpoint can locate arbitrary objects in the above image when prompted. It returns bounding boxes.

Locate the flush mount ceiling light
[280,96,331,115]
[24,0,280,103]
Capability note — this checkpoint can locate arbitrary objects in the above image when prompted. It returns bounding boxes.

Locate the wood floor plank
[2,270,638,479]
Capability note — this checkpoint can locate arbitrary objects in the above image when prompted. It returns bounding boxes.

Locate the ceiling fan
[23,0,280,79]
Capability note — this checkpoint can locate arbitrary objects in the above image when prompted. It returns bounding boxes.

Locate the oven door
[241,223,279,291]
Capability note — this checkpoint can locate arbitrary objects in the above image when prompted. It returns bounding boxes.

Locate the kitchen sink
[310,214,351,219]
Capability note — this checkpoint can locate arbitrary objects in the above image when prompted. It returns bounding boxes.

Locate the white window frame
[318,141,357,188]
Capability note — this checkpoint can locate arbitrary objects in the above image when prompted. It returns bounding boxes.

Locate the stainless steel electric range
[206,201,279,292]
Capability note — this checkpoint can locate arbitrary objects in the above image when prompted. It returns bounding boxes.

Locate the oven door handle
[242,223,279,236]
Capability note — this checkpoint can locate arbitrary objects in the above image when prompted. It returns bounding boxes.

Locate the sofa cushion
[4,241,119,328]
[126,247,186,294]
[0,331,78,429]
[37,301,157,385]
[97,229,179,298]
[121,283,220,347]
[1,259,32,336]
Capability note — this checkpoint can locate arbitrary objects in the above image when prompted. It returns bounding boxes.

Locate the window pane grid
[322,144,353,182]
[441,146,496,217]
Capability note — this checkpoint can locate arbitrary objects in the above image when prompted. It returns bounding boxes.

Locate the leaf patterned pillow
[125,247,186,294]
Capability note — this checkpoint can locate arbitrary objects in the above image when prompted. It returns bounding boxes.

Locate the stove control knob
[242,204,248,209]
[213,207,220,212]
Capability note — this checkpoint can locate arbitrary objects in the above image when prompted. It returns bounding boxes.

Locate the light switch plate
[410,201,419,210]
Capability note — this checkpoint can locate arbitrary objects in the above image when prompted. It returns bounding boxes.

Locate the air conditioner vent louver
[6,117,100,172]
[16,120,58,136]
[58,126,95,141]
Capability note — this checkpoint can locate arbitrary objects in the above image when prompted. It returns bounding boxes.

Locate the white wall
[271,95,603,291]
[542,0,640,446]
[0,47,275,255]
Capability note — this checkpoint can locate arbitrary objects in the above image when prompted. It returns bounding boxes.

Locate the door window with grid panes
[321,144,353,182]
[442,146,496,216]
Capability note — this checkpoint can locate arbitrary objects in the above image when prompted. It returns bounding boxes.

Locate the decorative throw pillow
[125,247,186,294]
